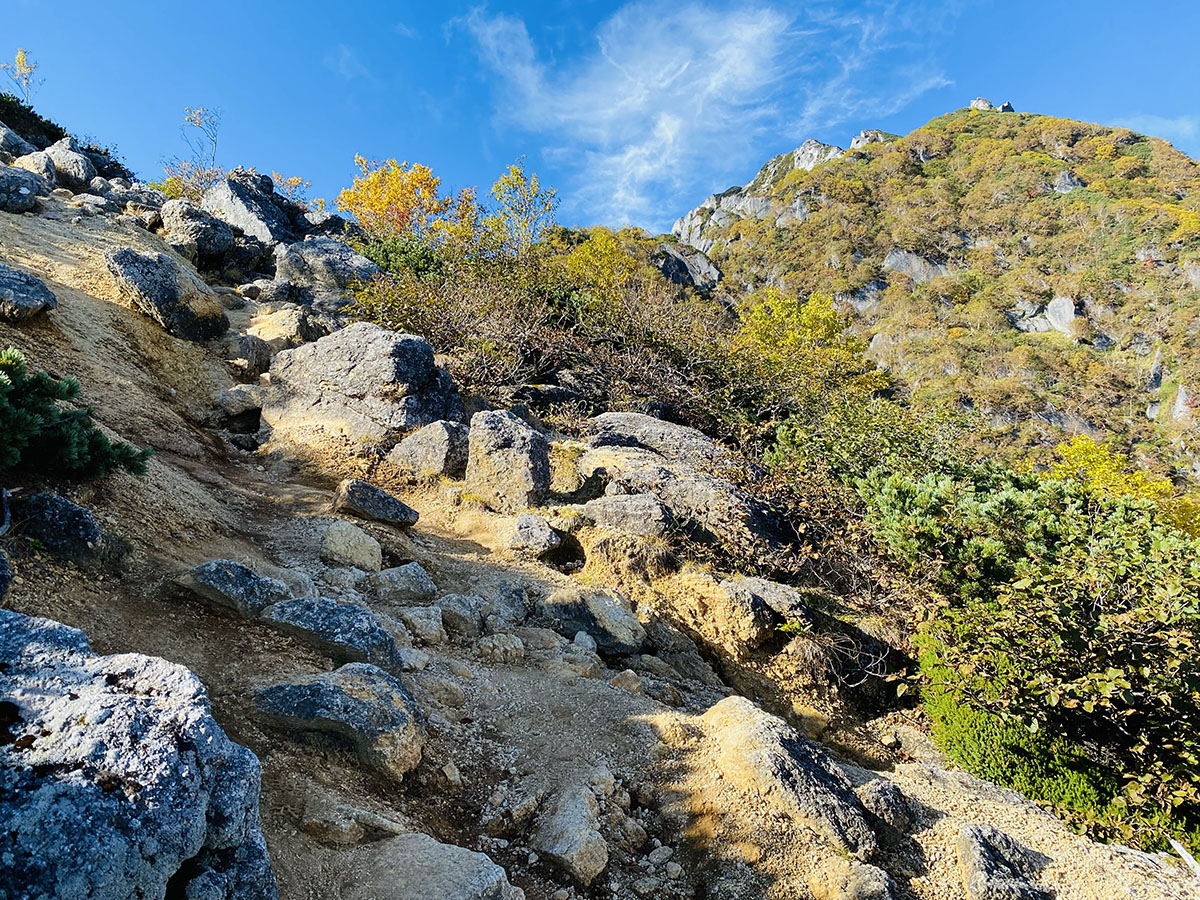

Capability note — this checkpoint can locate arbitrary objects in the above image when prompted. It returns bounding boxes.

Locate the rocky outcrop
[1053,170,1084,193]
[387,420,470,477]
[43,136,97,192]
[0,262,56,321]
[578,412,784,552]
[650,243,721,292]
[0,120,36,158]
[507,513,561,557]
[794,138,845,171]
[540,585,645,655]
[582,493,673,537]
[0,609,276,900]
[882,247,948,284]
[202,168,297,244]
[104,248,229,340]
[464,410,550,513]
[702,696,877,858]
[160,198,235,267]
[261,322,462,446]
[342,832,525,900]
[273,236,381,311]
[255,663,426,782]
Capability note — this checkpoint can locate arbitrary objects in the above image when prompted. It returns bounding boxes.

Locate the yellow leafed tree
[337,156,453,240]
[1,47,39,104]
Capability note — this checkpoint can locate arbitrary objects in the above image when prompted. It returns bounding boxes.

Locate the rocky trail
[0,150,1196,900]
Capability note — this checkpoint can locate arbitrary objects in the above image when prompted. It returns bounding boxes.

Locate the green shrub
[0,348,150,479]
[862,463,1200,850]
[0,92,65,147]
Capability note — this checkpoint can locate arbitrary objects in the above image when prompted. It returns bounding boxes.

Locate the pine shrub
[0,348,150,480]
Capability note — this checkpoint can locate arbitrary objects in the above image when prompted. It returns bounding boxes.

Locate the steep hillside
[672,100,1200,476]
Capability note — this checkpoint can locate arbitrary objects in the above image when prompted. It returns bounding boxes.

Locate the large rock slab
[260,596,425,672]
[262,322,462,445]
[334,478,419,527]
[701,696,877,859]
[578,413,784,553]
[255,663,426,782]
[582,493,672,537]
[160,198,235,267]
[273,236,381,311]
[0,262,56,321]
[0,163,49,212]
[372,562,438,606]
[201,169,296,244]
[539,586,645,655]
[532,785,609,887]
[464,410,550,513]
[104,248,229,340]
[44,137,97,193]
[0,609,277,900]
[173,559,291,618]
[387,420,469,477]
[0,120,36,158]
[341,832,525,900]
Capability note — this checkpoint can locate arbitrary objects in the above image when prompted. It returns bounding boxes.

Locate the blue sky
[4,1,1198,233]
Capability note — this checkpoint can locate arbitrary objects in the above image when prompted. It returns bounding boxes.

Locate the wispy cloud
[323,43,371,82]
[456,2,957,229]
[1113,113,1199,151]
[394,22,417,39]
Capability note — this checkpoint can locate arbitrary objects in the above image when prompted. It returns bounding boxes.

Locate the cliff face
[672,102,1200,475]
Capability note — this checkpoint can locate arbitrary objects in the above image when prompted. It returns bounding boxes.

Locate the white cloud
[323,44,370,82]
[1113,114,1199,150]
[456,2,956,229]
[394,22,417,39]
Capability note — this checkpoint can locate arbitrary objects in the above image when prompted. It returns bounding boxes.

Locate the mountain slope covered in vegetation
[673,102,1200,478]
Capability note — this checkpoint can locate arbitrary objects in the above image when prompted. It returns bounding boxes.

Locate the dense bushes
[0,348,150,479]
[858,459,1200,849]
[0,92,65,147]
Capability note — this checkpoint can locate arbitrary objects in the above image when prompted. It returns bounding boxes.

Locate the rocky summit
[0,44,1197,900]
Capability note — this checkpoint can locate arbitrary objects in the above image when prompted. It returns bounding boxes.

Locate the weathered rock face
[173,559,292,618]
[372,562,438,606]
[255,663,426,782]
[507,513,561,557]
[578,412,785,553]
[582,493,672,537]
[808,857,894,900]
[44,137,97,192]
[1053,170,1084,193]
[532,785,609,886]
[19,493,103,563]
[650,243,721,292]
[540,586,645,655]
[160,198,235,267]
[12,151,56,185]
[0,609,277,900]
[702,696,878,858]
[273,237,381,310]
[0,164,49,212]
[104,248,229,340]
[388,420,470,477]
[882,247,948,284]
[334,478,419,527]
[0,120,36,158]
[464,410,550,513]
[341,832,525,900]
[262,322,462,445]
[321,519,383,572]
[260,596,425,673]
[0,262,57,321]
[202,169,297,244]
[957,824,1051,900]
[794,138,845,171]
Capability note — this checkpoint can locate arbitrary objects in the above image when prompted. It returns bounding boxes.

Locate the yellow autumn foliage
[337,156,453,240]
